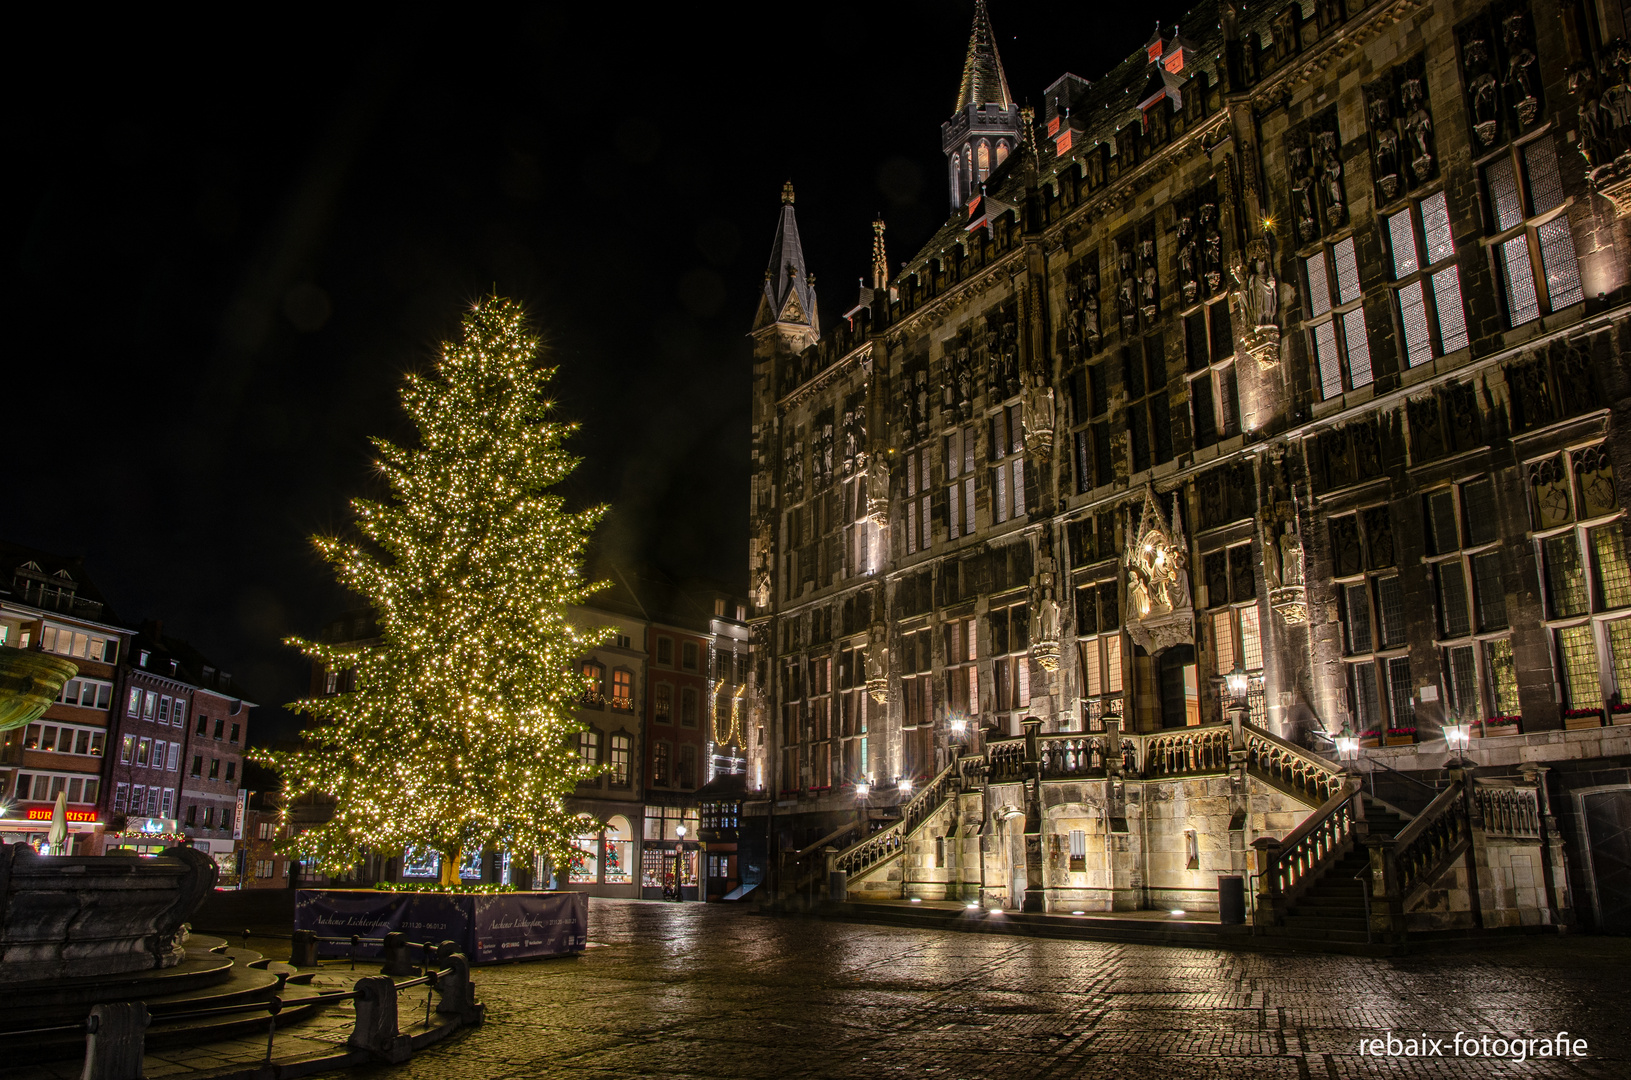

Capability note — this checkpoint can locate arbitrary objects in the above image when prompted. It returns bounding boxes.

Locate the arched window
[951,153,962,206]
[976,141,991,179]
[577,726,601,766]
[995,140,1009,165]
[603,815,633,883]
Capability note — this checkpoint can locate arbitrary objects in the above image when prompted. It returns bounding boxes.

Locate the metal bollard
[263,996,283,1066]
[82,1002,148,1080]
[291,929,319,967]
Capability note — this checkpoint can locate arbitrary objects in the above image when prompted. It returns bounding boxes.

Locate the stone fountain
[0,647,218,985]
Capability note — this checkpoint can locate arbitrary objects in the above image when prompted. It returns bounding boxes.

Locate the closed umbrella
[47,789,68,854]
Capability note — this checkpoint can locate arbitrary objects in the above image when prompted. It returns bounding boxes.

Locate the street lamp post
[674,824,688,902]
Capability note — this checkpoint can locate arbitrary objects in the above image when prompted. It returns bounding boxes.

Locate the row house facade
[745,0,1631,935]
[0,545,129,853]
[103,632,255,875]
[300,580,753,900]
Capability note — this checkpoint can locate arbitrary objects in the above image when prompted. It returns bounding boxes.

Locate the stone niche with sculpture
[1123,486,1195,656]
[0,647,218,986]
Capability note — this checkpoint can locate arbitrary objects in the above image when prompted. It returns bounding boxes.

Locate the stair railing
[1141,724,1232,778]
[832,759,958,880]
[1473,781,1542,840]
[1241,724,1345,807]
[1251,779,1363,925]
[1390,778,1471,903]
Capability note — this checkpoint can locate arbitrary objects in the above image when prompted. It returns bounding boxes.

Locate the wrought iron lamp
[1335,721,1360,762]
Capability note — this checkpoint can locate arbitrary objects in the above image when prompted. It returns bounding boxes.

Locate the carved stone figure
[1117,246,1137,328]
[1137,238,1158,321]
[1505,13,1539,126]
[1278,525,1304,588]
[1368,91,1400,199]
[865,455,890,527]
[1123,488,1194,654]
[1289,145,1316,241]
[1319,131,1345,227]
[1201,203,1223,291]
[1177,215,1198,302]
[1402,78,1433,181]
[1032,565,1062,672]
[1465,38,1500,146]
[1021,372,1055,459]
[865,620,889,704]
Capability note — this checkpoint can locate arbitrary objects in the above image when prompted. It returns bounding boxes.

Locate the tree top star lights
[262,297,609,886]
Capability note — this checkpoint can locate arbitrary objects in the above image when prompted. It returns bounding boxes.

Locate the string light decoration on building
[262,298,610,886]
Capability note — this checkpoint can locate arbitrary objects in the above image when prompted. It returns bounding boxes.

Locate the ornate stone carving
[1570,42,1631,215]
[1200,203,1223,293]
[1229,237,1280,369]
[1063,256,1101,363]
[1464,36,1500,146]
[1124,486,1195,656]
[865,619,889,704]
[865,456,890,527]
[1137,237,1159,322]
[841,391,866,476]
[1116,241,1138,334]
[1284,108,1342,245]
[1504,11,1539,127]
[1032,557,1061,672]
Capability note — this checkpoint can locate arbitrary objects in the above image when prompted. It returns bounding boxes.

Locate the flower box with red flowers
[1611,703,1631,725]
[1478,715,1522,737]
[1358,729,1382,748]
[1564,707,1605,730]
[1384,727,1418,746]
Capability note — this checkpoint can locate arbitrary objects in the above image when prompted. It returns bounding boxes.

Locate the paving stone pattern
[318,899,1631,1080]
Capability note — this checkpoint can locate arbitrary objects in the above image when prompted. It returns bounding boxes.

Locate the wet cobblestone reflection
[327,900,1631,1079]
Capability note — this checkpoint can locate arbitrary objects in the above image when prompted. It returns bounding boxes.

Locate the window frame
[1386,188,1470,368]
[1304,233,1374,400]
[1480,129,1585,328]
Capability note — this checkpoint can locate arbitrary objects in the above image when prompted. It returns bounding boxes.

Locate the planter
[1480,723,1521,738]
[1384,735,1417,746]
[295,889,587,964]
[1359,736,1381,748]
[1611,710,1631,726]
[1564,710,1606,730]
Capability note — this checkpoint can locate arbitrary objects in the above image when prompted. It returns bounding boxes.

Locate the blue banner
[471,892,588,962]
[294,890,586,963]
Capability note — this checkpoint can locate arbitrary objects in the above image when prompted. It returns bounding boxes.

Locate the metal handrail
[1364,755,1443,794]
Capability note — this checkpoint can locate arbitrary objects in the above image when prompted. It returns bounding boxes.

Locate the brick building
[744,0,1631,934]
[0,544,131,853]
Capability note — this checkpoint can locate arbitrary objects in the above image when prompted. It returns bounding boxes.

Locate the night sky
[9,3,1187,741]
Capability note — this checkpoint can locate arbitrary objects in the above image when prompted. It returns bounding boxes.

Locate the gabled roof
[955,0,1014,112]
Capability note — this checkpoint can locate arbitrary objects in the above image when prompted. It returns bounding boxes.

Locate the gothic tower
[940,0,1021,211]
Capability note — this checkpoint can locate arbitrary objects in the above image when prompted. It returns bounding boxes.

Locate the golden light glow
[257,297,610,883]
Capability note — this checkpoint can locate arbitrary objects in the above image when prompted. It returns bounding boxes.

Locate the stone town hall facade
[744,0,1631,938]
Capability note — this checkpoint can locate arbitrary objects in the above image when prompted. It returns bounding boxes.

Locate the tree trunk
[439,846,462,889]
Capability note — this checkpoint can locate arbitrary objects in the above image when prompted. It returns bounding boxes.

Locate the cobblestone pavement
[325,899,1631,1080]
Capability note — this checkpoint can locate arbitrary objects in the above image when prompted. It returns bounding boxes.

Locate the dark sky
[7,3,1187,741]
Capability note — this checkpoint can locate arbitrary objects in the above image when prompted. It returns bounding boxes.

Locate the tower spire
[871,218,888,291]
[753,182,819,334]
[956,0,1014,112]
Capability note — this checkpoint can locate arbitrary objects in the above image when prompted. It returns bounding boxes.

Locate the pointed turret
[956,0,1014,112]
[941,2,1023,211]
[754,181,819,335]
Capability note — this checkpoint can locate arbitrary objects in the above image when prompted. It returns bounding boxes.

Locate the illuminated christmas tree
[264,297,608,886]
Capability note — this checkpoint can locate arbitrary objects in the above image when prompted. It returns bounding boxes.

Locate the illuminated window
[976,140,990,179]
[609,734,631,787]
[944,617,978,718]
[1483,135,1583,327]
[1386,191,1468,366]
[1184,300,1238,448]
[945,426,976,540]
[905,447,933,554]
[1305,236,1372,399]
[611,668,633,710]
[580,661,605,704]
[989,405,1026,523]
[577,728,600,768]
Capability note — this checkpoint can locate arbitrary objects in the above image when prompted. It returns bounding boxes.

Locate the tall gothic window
[1068,360,1112,493]
[1074,578,1122,729]
[1484,134,1584,326]
[1124,334,1172,473]
[945,426,977,539]
[1423,478,1513,722]
[1184,300,1238,448]
[1387,190,1469,366]
[905,447,933,554]
[1531,445,1631,712]
[989,405,1026,523]
[1306,235,1373,399]
[990,603,1031,718]
[1333,508,1411,733]
[944,616,978,719]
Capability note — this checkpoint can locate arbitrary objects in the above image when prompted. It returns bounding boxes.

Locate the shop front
[643,804,700,900]
[102,816,185,856]
[0,803,101,854]
[558,810,639,898]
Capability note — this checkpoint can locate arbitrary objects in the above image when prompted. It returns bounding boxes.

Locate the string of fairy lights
[259,298,609,882]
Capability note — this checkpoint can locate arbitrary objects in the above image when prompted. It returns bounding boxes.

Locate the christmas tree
[264,297,608,886]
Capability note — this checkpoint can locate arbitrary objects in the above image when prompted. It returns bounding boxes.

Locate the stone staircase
[1268,800,1408,948]
[2,934,332,1064]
